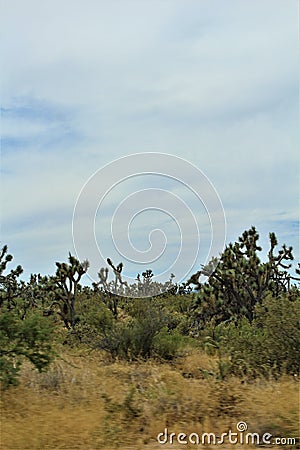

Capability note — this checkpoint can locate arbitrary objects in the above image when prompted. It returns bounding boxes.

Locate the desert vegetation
[1,227,299,449]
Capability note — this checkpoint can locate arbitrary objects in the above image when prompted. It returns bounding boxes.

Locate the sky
[1,0,299,287]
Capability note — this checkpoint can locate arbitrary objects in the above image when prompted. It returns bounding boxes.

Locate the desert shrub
[254,294,300,375]
[60,293,115,346]
[98,302,165,360]
[78,294,114,332]
[91,299,186,361]
[218,294,300,378]
[0,311,55,388]
[152,328,186,360]
[218,318,269,378]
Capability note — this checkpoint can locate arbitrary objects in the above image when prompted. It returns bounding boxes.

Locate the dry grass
[1,348,299,450]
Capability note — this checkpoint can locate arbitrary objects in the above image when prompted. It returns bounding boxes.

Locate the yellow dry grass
[1,348,299,450]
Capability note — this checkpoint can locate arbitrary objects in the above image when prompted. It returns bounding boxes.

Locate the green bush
[254,294,300,375]
[98,305,165,360]
[152,328,185,360]
[0,311,55,388]
[218,318,269,378]
[79,295,114,331]
[90,299,185,361]
[218,294,300,378]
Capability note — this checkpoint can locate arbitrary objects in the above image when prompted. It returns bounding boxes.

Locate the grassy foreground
[1,348,299,450]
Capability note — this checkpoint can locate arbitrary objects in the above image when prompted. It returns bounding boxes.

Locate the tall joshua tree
[190,227,297,327]
[47,253,89,329]
[93,258,127,317]
[0,245,23,311]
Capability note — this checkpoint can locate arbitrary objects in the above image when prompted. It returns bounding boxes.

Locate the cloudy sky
[1,1,298,285]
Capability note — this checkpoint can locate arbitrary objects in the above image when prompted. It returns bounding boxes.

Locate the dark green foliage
[125,300,166,358]
[20,273,51,310]
[0,310,55,388]
[254,294,300,375]
[191,227,296,329]
[63,292,115,347]
[152,328,186,360]
[0,246,55,389]
[76,297,185,361]
[218,294,300,378]
[97,300,167,359]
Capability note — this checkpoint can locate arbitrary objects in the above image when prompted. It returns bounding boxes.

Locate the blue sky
[1,0,299,286]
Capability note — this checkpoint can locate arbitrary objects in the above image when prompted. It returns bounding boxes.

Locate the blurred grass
[1,348,299,449]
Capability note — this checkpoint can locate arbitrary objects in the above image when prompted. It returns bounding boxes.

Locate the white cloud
[1,0,298,280]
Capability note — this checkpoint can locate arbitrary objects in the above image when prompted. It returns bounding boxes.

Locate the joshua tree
[190,227,298,328]
[0,245,23,311]
[46,253,89,329]
[93,258,127,317]
[107,258,128,292]
[0,245,55,388]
